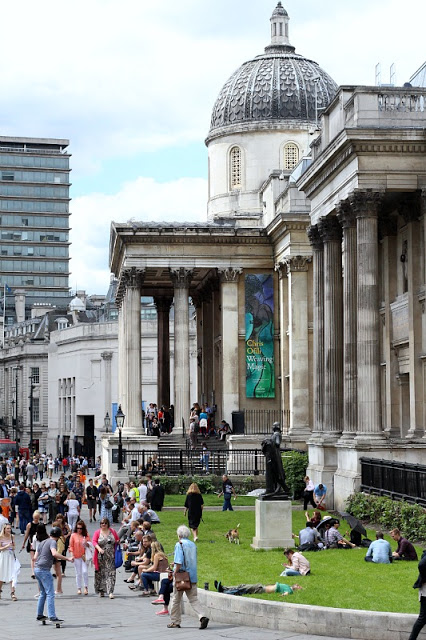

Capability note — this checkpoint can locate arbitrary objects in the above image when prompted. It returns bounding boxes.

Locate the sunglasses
[76,527,83,529]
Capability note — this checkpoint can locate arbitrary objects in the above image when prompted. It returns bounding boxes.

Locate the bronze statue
[261,422,289,499]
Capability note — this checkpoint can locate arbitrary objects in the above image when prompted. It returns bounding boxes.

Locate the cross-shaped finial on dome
[270,2,291,47]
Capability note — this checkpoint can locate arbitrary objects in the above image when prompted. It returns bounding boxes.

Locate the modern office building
[0,136,71,324]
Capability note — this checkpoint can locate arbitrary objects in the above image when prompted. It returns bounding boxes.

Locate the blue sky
[0,0,424,293]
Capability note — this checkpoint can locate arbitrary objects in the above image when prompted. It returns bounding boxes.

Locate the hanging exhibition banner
[245,273,275,398]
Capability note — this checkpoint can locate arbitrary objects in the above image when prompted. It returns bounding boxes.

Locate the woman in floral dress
[92,518,119,598]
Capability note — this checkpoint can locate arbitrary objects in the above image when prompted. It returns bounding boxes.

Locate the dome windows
[230,146,242,190]
[284,142,299,170]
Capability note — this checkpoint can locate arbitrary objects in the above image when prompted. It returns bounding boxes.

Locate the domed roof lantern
[268,2,294,52]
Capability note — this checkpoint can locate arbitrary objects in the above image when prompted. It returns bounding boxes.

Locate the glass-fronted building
[0,136,71,322]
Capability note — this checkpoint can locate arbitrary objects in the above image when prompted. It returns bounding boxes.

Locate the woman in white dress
[0,523,18,601]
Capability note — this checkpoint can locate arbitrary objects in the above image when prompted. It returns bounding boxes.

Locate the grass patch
[164,494,256,507]
[153,506,422,613]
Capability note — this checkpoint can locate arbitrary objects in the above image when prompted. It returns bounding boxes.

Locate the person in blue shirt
[313,483,327,509]
[168,525,209,630]
[365,532,392,564]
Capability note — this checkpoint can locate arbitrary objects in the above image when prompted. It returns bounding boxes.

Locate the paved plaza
[1,505,352,640]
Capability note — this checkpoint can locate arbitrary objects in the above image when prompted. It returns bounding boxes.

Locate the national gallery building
[109,3,426,507]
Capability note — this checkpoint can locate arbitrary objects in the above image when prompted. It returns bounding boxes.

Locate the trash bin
[231,411,245,435]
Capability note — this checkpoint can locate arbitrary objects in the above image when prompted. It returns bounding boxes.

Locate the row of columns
[307,190,384,441]
[117,266,243,436]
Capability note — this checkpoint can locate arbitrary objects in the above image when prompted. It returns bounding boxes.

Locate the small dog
[225,524,240,545]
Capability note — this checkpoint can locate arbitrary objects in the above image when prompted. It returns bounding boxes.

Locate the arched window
[230,146,242,190]
[284,142,299,170]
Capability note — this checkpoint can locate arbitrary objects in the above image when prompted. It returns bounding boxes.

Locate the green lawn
[153,504,422,613]
[164,494,257,507]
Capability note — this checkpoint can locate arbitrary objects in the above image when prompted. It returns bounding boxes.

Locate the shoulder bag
[175,542,191,591]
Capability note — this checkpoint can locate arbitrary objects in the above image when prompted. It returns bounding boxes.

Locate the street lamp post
[104,412,111,433]
[28,373,37,456]
[115,405,125,471]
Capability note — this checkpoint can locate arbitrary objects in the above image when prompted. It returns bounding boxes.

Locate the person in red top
[68,520,92,595]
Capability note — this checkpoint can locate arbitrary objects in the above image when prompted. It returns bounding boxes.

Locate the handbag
[175,542,191,591]
[114,544,123,569]
[104,498,113,510]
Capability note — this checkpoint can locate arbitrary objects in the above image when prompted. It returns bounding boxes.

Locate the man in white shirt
[138,481,147,503]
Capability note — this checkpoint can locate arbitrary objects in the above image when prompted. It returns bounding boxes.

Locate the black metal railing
[117,447,300,477]
[243,409,290,435]
[360,457,426,506]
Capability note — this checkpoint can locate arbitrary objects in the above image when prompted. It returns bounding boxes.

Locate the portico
[298,86,426,508]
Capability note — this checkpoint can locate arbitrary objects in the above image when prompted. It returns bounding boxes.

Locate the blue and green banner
[245,273,275,398]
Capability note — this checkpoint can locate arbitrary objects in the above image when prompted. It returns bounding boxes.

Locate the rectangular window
[31,367,40,383]
[1,172,15,181]
[32,397,40,423]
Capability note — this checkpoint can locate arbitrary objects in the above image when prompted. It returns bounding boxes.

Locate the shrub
[345,492,426,542]
[281,450,309,499]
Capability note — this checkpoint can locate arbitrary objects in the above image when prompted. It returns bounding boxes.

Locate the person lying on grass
[214,580,303,597]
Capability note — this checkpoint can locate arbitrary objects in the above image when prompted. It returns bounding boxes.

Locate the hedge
[345,491,426,543]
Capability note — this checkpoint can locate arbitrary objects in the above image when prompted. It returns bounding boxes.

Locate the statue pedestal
[251,498,293,550]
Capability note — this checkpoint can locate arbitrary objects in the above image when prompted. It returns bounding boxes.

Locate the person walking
[302,476,316,510]
[167,524,209,629]
[65,492,80,533]
[218,475,237,511]
[408,550,426,640]
[21,510,41,579]
[92,517,119,599]
[34,526,73,623]
[14,484,33,534]
[86,478,99,522]
[69,519,91,596]
[184,483,204,542]
[98,486,113,523]
[0,523,18,601]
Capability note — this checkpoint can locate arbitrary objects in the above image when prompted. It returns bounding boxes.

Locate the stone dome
[208,4,337,139]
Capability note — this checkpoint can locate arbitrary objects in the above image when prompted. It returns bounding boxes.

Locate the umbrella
[316,516,337,532]
[338,511,367,536]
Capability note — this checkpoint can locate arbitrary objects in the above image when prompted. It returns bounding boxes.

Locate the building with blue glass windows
[0,136,71,323]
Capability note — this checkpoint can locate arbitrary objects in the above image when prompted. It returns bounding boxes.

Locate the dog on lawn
[225,524,240,545]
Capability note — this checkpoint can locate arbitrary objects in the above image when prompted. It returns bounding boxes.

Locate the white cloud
[70,176,208,294]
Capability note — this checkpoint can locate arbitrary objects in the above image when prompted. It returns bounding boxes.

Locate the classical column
[337,201,357,439]
[307,226,324,434]
[218,268,242,422]
[101,352,113,420]
[401,193,423,438]
[170,268,193,434]
[318,216,343,436]
[275,263,289,434]
[121,267,144,435]
[154,296,172,409]
[283,256,312,438]
[117,289,127,424]
[350,190,383,438]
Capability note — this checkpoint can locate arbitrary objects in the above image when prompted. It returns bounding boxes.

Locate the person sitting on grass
[292,522,323,551]
[281,548,311,576]
[365,532,392,564]
[390,528,418,561]
[214,579,303,597]
[323,520,356,549]
[305,509,322,528]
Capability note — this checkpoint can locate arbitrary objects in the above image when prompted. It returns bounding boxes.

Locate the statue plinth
[251,498,293,550]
